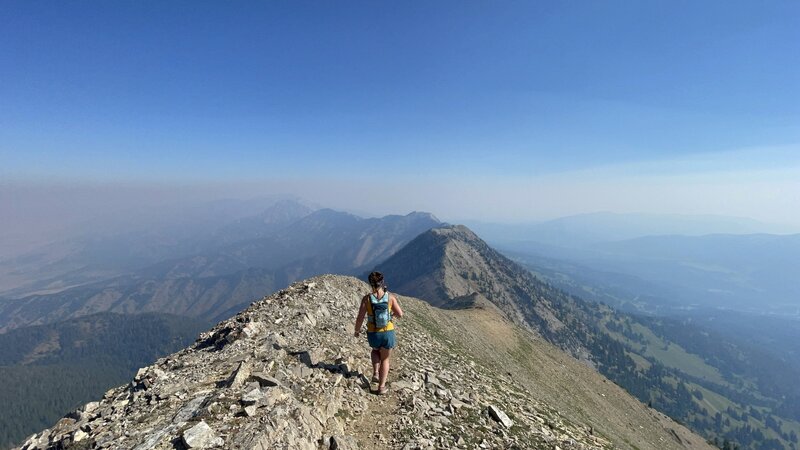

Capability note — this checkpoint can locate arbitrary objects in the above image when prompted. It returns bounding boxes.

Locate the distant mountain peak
[376,224,593,357]
[257,198,315,218]
[405,211,441,222]
[308,208,362,220]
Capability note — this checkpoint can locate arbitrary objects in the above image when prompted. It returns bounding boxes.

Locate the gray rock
[267,333,287,349]
[249,371,280,387]
[241,387,265,405]
[227,361,252,388]
[263,386,289,406]
[173,396,208,424]
[241,321,263,338]
[392,380,416,391]
[134,425,176,450]
[291,364,314,379]
[488,405,514,428]
[450,398,466,410]
[330,434,359,450]
[84,401,100,413]
[95,431,114,447]
[73,429,88,442]
[182,420,224,448]
[134,367,149,382]
[243,404,258,417]
[425,372,444,389]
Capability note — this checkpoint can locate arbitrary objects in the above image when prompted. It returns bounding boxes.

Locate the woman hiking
[354,271,404,395]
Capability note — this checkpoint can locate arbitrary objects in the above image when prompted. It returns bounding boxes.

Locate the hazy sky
[2,1,799,226]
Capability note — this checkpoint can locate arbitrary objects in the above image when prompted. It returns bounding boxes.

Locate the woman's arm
[354,296,367,336]
[390,294,404,319]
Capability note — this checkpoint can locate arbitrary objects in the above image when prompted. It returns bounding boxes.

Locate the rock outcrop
[19,275,709,450]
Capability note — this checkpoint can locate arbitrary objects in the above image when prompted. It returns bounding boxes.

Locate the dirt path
[350,341,406,448]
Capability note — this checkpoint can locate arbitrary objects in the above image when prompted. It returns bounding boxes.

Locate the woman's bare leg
[371,349,380,380]
[378,347,391,389]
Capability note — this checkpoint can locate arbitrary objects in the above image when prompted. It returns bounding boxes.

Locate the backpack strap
[365,295,374,323]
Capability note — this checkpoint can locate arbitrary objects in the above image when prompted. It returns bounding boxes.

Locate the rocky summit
[19,275,709,450]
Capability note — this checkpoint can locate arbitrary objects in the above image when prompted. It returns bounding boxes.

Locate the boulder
[267,333,287,349]
[488,405,514,428]
[249,371,281,387]
[182,421,224,448]
[243,405,258,417]
[227,361,252,388]
[241,387,265,405]
[73,429,88,442]
[172,396,208,424]
[241,322,263,338]
[330,435,359,450]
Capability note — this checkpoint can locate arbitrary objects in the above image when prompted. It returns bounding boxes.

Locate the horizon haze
[2,1,799,236]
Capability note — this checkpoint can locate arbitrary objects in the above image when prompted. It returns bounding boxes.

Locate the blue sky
[1,1,799,223]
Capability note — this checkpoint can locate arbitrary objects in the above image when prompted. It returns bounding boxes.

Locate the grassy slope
[603,319,728,385]
[400,294,714,450]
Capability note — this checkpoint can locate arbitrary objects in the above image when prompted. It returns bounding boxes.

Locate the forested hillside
[0,312,209,449]
[509,254,800,450]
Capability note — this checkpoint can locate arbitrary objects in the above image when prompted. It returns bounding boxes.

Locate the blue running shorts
[367,330,396,349]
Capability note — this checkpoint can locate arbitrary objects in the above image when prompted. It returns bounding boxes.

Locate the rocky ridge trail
[20,275,610,450]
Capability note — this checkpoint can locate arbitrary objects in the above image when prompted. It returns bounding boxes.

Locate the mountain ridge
[18,275,711,450]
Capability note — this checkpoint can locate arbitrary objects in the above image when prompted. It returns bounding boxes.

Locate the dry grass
[401,294,714,450]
